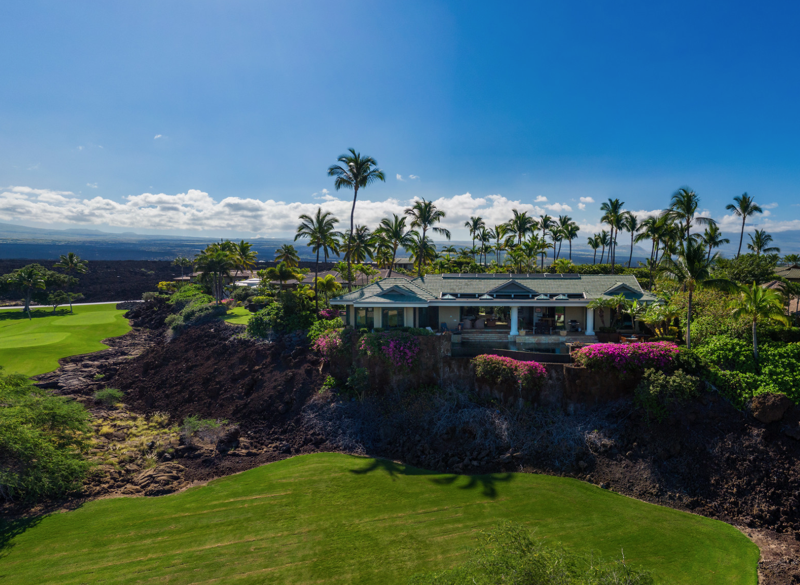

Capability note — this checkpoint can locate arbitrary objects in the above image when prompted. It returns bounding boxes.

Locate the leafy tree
[406,231,437,274]
[659,239,735,349]
[327,148,386,291]
[261,262,302,292]
[587,234,601,264]
[747,229,780,256]
[782,253,800,265]
[0,264,74,319]
[621,211,641,268]
[712,253,779,285]
[562,221,580,261]
[315,274,342,305]
[506,210,536,247]
[47,291,83,313]
[172,256,193,280]
[726,193,763,258]
[53,252,89,312]
[296,208,340,311]
[405,199,451,276]
[666,187,716,245]
[232,240,258,278]
[274,243,301,268]
[730,282,789,361]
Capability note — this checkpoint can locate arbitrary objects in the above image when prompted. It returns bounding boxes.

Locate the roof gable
[603,282,642,298]
[487,280,537,294]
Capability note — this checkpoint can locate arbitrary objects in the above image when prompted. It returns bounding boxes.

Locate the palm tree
[7,265,46,319]
[726,193,763,258]
[195,246,236,304]
[600,199,624,273]
[598,230,610,264]
[296,208,340,311]
[262,262,301,292]
[730,282,789,361]
[464,216,485,262]
[550,226,564,261]
[588,234,601,265]
[274,244,300,268]
[230,240,258,280]
[327,149,386,291]
[54,252,89,312]
[702,224,730,262]
[315,274,342,305]
[406,231,437,274]
[538,214,554,250]
[342,225,375,266]
[667,187,716,244]
[376,214,412,277]
[172,256,193,281]
[783,253,800,265]
[747,229,780,256]
[562,222,580,261]
[405,199,451,277]
[477,227,493,266]
[507,210,535,247]
[621,212,641,268]
[493,224,508,264]
[552,258,575,274]
[659,239,735,349]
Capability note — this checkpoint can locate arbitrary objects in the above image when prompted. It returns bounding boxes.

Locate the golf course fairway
[0,304,130,377]
[0,453,758,584]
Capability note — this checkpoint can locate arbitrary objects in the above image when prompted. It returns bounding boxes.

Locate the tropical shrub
[358,331,421,369]
[472,354,547,391]
[635,369,701,422]
[670,289,751,345]
[93,388,124,406]
[168,284,214,308]
[0,369,91,502]
[712,253,780,285]
[181,415,227,446]
[165,299,227,332]
[318,308,340,320]
[308,317,345,343]
[247,290,315,336]
[346,367,370,399]
[409,522,653,585]
[312,329,348,362]
[230,286,257,302]
[572,342,679,377]
[157,281,178,293]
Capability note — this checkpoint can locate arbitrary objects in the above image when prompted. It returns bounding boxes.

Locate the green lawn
[222,305,252,325]
[0,304,130,377]
[0,453,758,584]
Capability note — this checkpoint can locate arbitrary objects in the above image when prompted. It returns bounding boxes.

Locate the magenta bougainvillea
[312,329,345,362]
[572,342,678,376]
[472,354,547,391]
[358,331,421,370]
[318,308,340,321]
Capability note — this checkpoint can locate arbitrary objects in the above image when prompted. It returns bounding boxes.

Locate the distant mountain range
[1,222,797,262]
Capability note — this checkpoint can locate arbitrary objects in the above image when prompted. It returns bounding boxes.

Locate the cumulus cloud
[578,203,586,211]
[87,183,98,189]
[762,202,778,209]
[396,174,404,181]
[579,196,595,203]
[535,195,547,202]
[409,175,419,180]
[544,202,572,212]
[154,134,163,140]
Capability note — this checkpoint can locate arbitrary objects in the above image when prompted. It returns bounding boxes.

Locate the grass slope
[222,306,252,325]
[0,453,758,584]
[0,304,130,377]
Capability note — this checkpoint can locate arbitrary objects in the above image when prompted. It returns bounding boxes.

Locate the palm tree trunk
[569,240,573,261]
[600,245,605,264]
[593,249,597,264]
[686,289,693,350]
[314,248,319,312]
[737,216,745,259]
[347,186,358,292]
[388,245,396,277]
[628,233,634,268]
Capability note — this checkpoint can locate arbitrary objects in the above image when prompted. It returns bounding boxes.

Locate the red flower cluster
[472,354,547,391]
[572,342,678,376]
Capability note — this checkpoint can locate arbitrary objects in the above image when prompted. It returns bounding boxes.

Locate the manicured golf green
[0,453,758,584]
[0,304,130,377]
[222,305,252,325]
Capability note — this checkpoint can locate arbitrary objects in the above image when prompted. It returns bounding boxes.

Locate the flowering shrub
[318,308,340,320]
[308,317,345,343]
[572,342,679,377]
[312,329,347,362]
[358,331,421,370]
[472,354,547,391]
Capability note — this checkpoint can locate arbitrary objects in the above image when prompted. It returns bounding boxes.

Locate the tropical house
[330,273,657,341]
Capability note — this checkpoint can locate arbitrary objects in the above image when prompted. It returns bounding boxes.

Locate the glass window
[555,306,566,329]
[417,307,438,329]
[356,308,374,330]
[381,308,404,329]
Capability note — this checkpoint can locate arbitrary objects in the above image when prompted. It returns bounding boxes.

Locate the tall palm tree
[406,231,437,274]
[507,210,535,247]
[667,187,716,244]
[7,265,46,319]
[702,224,730,262]
[315,274,342,305]
[404,199,451,276]
[598,230,610,264]
[296,208,340,311]
[550,226,564,261]
[477,227,493,266]
[538,214,554,250]
[730,282,789,361]
[562,221,580,261]
[782,253,800,265]
[231,241,258,279]
[172,256,193,280]
[262,262,300,292]
[376,214,412,277]
[274,244,300,268]
[621,212,641,268]
[528,234,551,271]
[493,223,508,264]
[747,229,780,256]
[659,239,735,349]
[600,198,624,273]
[342,225,375,266]
[553,215,573,260]
[327,148,386,291]
[54,252,89,312]
[195,246,236,304]
[464,216,485,262]
[726,193,763,259]
[588,234,601,264]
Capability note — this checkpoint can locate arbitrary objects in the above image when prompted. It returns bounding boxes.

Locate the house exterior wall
[565,306,584,329]
[439,306,461,330]
[404,307,414,327]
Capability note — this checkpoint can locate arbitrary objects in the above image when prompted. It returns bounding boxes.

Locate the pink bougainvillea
[472,354,547,391]
[318,308,340,321]
[358,331,421,370]
[572,342,678,376]
[312,329,344,362]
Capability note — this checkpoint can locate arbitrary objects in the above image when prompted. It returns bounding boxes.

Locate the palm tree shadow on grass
[0,516,44,559]
[429,473,514,499]
[349,458,436,481]
[0,308,72,322]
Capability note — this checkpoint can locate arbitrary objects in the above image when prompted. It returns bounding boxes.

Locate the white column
[373,307,382,329]
[404,307,413,328]
[510,306,519,336]
[585,307,595,335]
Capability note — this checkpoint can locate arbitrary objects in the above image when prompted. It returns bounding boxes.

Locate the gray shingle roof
[332,273,657,304]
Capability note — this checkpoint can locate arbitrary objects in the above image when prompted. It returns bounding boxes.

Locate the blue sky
[1,1,799,246]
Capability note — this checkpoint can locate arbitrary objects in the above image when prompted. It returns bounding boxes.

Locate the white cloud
[579,196,595,203]
[762,202,778,209]
[396,174,404,181]
[544,202,573,213]
[535,195,547,202]
[578,203,586,211]
[409,175,419,180]
[77,146,84,151]
[154,134,162,140]
[312,188,334,200]
[87,183,98,189]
